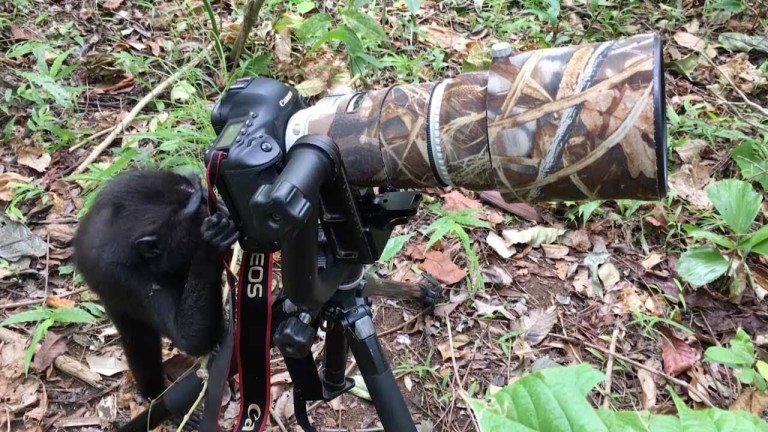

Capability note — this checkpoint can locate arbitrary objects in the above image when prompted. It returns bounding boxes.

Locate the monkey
[73,169,239,400]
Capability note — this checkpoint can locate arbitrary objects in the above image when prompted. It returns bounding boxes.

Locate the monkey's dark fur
[73,170,238,400]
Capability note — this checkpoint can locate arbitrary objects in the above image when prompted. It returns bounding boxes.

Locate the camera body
[205,77,304,251]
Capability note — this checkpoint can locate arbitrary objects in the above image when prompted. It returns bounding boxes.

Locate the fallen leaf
[598,262,620,291]
[101,0,124,11]
[418,250,467,285]
[542,244,570,259]
[637,358,659,410]
[479,191,542,222]
[404,243,426,260]
[719,53,761,93]
[719,32,768,54]
[87,355,129,377]
[274,29,292,63]
[33,332,68,372]
[673,31,717,57]
[675,139,707,163]
[273,387,294,421]
[442,190,482,211]
[668,162,713,209]
[482,265,513,286]
[45,296,76,309]
[295,78,327,97]
[641,253,664,271]
[437,333,470,360]
[93,73,134,95]
[486,231,514,259]
[434,291,468,317]
[420,24,473,53]
[730,388,768,416]
[10,25,33,41]
[0,173,32,202]
[585,239,610,295]
[554,261,569,281]
[659,326,699,376]
[502,226,565,248]
[572,268,592,297]
[567,230,592,252]
[0,214,48,261]
[520,306,557,346]
[473,300,515,320]
[404,375,413,392]
[170,80,196,102]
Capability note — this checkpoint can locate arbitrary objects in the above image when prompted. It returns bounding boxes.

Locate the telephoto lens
[285,32,667,203]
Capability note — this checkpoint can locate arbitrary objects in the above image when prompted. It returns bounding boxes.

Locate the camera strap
[203,151,273,432]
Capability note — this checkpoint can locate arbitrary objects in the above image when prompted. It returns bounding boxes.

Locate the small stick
[229,0,266,68]
[548,333,715,408]
[74,53,206,174]
[69,127,115,152]
[602,328,619,408]
[0,287,89,310]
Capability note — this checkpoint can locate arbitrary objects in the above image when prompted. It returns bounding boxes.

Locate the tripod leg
[342,304,416,432]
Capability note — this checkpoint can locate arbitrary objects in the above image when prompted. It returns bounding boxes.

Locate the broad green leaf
[468,364,768,432]
[170,80,196,102]
[16,71,76,108]
[740,225,768,254]
[378,233,413,263]
[453,213,491,229]
[752,239,768,257]
[732,142,768,191]
[705,346,752,367]
[0,308,48,326]
[675,248,729,287]
[296,12,331,41]
[313,26,364,54]
[49,307,97,324]
[719,32,768,54]
[25,318,54,374]
[295,1,315,13]
[341,9,385,42]
[706,179,761,234]
[739,367,756,384]
[683,224,736,249]
[756,360,768,382]
[405,0,422,14]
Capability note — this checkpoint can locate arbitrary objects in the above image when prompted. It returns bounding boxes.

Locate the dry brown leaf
[295,78,327,97]
[482,265,514,286]
[673,31,718,57]
[598,262,620,291]
[675,139,707,163]
[637,362,658,410]
[479,191,543,222]
[659,326,699,376]
[473,300,515,320]
[404,243,426,260]
[719,53,761,93]
[668,162,713,209]
[0,173,32,202]
[554,261,569,281]
[274,29,292,64]
[32,332,68,373]
[442,190,482,211]
[437,333,470,360]
[42,224,75,244]
[420,24,472,53]
[521,306,557,346]
[542,244,570,259]
[419,250,467,285]
[641,253,664,271]
[730,388,768,415]
[101,0,124,11]
[45,296,76,309]
[572,268,592,297]
[434,291,468,317]
[567,230,592,252]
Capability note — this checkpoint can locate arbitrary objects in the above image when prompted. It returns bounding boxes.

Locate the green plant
[675,179,768,298]
[5,181,45,221]
[0,305,100,374]
[467,363,768,432]
[424,202,491,293]
[705,328,768,391]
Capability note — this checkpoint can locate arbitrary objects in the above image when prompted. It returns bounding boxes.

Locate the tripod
[121,132,440,431]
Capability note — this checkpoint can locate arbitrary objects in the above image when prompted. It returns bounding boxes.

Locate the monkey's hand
[201,213,239,250]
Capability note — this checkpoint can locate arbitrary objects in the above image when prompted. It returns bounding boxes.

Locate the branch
[229,0,266,69]
[74,53,207,174]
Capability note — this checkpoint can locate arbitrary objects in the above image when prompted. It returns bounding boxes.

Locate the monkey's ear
[135,236,160,258]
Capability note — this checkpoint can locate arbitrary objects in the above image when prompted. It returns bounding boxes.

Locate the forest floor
[1,0,768,431]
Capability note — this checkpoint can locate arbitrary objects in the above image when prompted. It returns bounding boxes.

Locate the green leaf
[740,225,768,254]
[405,0,421,14]
[706,179,761,234]
[378,233,414,263]
[756,360,768,382]
[719,32,768,54]
[424,218,454,251]
[705,346,753,367]
[296,12,332,41]
[732,142,768,190]
[170,80,196,102]
[296,1,316,13]
[0,308,49,327]
[16,71,76,108]
[752,239,768,257]
[683,224,736,249]
[48,307,97,324]
[313,26,364,55]
[467,363,768,432]
[675,248,729,287]
[24,318,54,374]
[341,9,385,42]
[740,367,757,384]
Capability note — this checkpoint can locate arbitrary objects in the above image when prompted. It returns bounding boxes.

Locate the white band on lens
[429,80,453,187]
[285,94,346,150]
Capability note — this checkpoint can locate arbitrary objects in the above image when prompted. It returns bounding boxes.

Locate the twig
[176,357,209,432]
[74,53,207,174]
[0,287,89,309]
[69,127,115,152]
[548,333,715,408]
[602,328,619,408]
[696,48,768,117]
[270,410,289,432]
[43,235,50,305]
[229,0,266,69]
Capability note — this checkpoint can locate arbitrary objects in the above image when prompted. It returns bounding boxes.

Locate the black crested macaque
[73,169,238,400]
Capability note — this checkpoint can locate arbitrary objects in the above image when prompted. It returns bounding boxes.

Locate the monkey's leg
[113,314,165,400]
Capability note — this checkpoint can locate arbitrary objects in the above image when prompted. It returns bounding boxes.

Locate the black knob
[274,316,316,358]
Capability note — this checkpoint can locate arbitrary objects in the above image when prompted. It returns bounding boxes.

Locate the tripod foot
[418,273,441,308]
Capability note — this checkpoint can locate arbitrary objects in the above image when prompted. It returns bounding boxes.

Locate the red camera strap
[203,151,273,432]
